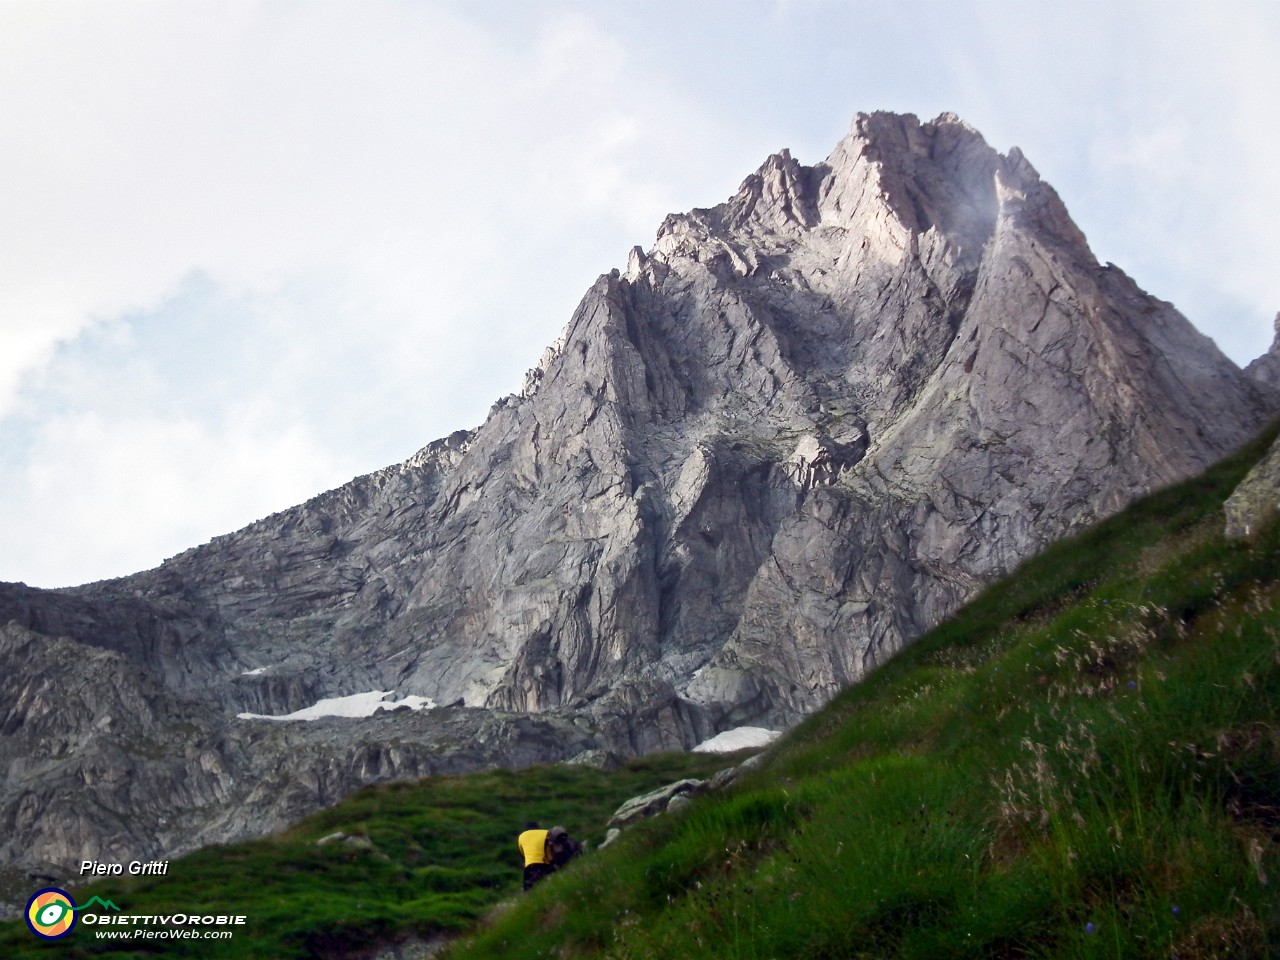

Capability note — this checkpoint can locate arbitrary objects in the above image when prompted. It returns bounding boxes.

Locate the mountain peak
[725,145,817,232]
[2,110,1276,876]
[636,110,1078,301]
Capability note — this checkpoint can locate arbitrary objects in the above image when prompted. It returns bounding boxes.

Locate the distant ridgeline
[0,110,1277,885]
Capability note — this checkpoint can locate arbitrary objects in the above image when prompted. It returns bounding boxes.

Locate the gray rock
[1244,313,1280,394]
[316,831,373,851]
[599,828,622,850]
[564,749,621,771]
[1,110,1276,882]
[1225,433,1280,538]
[707,766,741,791]
[608,779,705,827]
[666,794,694,815]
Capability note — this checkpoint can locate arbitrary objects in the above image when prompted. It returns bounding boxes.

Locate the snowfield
[693,726,780,753]
[237,690,436,721]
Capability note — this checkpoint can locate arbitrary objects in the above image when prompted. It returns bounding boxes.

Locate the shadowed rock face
[2,111,1274,877]
[0,612,596,881]
[1245,313,1280,393]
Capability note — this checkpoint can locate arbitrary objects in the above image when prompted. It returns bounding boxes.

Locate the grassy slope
[0,751,734,959]
[444,425,1280,960]
[3,426,1278,959]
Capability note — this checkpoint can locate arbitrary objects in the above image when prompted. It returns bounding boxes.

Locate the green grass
[0,752,732,959]
[4,424,1280,958]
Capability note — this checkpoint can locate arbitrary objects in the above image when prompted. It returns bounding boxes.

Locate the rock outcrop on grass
[1226,432,1280,537]
[608,779,708,828]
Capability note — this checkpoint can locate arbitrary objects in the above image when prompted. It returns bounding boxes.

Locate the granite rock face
[0,611,596,875]
[1245,313,1280,393]
[2,111,1275,878]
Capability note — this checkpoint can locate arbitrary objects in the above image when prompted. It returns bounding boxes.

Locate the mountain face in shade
[1245,313,1280,392]
[1,111,1275,881]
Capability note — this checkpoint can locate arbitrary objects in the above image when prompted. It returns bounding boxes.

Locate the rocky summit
[2,111,1276,882]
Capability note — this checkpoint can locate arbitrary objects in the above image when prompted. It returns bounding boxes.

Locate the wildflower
[1127,681,1137,689]
[1086,922,1096,934]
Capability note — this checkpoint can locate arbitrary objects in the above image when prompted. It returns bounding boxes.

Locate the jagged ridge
[1,111,1275,875]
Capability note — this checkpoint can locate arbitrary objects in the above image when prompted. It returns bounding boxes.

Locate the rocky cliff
[1245,313,1280,392]
[2,111,1275,881]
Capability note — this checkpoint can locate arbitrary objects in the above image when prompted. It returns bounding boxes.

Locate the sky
[1,0,1277,588]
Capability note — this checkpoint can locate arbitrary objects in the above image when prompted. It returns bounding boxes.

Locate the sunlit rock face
[1,111,1274,878]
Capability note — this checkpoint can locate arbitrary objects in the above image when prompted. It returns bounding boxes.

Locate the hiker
[518,823,584,890]
[517,822,553,891]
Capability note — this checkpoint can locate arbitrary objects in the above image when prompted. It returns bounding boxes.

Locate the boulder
[608,779,706,828]
[1225,434,1280,538]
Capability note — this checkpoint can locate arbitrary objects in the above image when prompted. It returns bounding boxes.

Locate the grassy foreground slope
[0,751,733,959]
[445,426,1280,960]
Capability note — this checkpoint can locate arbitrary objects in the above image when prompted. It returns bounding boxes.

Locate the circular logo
[25,887,77,940]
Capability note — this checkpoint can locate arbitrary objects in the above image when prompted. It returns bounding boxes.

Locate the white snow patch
[236,690,436,722]
[240,667,268,676]
[692,726,780,753]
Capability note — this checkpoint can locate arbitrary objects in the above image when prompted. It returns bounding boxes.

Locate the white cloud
[941,0,1280,362]
[1,0,1277,587]
[0,2,753,586]
[0,2,706,414]
[2,408,341,587]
